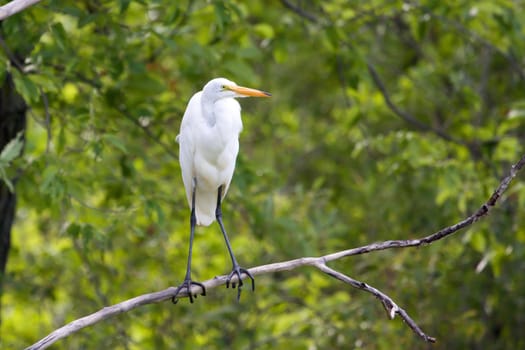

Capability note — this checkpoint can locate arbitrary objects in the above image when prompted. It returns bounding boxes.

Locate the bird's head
[203,77,271,101]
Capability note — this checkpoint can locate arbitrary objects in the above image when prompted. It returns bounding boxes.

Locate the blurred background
[1,0,525,349]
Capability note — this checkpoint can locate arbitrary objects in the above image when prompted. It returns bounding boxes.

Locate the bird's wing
[178,92,201,208]
[220,137,239,200]
[214,98,243,200]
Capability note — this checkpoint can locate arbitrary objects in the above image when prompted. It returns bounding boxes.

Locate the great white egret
[173,78,271,303]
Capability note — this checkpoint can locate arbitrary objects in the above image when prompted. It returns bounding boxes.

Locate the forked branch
[27,153,525,350]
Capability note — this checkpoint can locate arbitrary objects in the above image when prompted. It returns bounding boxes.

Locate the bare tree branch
[316,264,435,343]
[26,255,435,350]
[0,0,42,21]
[26,153,525,350]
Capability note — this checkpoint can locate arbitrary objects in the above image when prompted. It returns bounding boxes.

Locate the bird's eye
[221,85,226,89]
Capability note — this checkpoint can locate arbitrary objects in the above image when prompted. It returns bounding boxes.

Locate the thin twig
[280,0,318,23]
[367,62,464,145]
[118,108,179,160]
[40,88,51,154]
[26,153,525,349]
[315,264,435,343]
[336,54,353,108]
[0,33,24,71]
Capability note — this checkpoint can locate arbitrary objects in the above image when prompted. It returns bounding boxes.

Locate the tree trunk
[0,72,27,321]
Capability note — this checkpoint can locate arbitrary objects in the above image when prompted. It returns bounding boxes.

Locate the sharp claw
[226,266,255,299]
[236,286,241,301]
[248,274,255,291]
[172,279,206,304]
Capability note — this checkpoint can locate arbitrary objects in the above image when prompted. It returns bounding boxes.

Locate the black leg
[172,178,206,304]
[216,185,255,301]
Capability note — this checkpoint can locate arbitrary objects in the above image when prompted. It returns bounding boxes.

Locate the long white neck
[200,93,217,127]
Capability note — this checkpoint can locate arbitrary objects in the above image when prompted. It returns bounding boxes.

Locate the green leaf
[253,23,275,39]
[0,131,24,164]
[39,166,58,194]
[145,199,165,226]
[66,223,81,238]
[0,167,14,193]
[223,60,256,82]
[29,73,59,93]
[469,231,487,253]
[119,0,131,13]
[82,224,95,245]
[78,13,98,28]
[50,22,69,52]
[12,71,39,103]
[123,73,165,95]
[103,134,128,154]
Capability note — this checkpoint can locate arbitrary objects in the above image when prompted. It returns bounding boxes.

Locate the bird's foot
[226,265,255,301]
[172,279,206,304]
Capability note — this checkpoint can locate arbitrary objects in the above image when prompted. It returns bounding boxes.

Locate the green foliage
[0,131,24,192]
[1,0,525,349]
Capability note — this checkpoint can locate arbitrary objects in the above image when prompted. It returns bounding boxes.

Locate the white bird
[173,78,271,303]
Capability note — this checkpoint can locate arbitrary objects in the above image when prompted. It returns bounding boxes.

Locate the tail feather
[194,188,217,226]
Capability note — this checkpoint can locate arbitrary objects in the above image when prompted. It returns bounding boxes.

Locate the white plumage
[177,78,270,225]
[173,77,270,303]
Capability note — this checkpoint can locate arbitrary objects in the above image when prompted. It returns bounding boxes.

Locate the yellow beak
[226,85,272,97]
